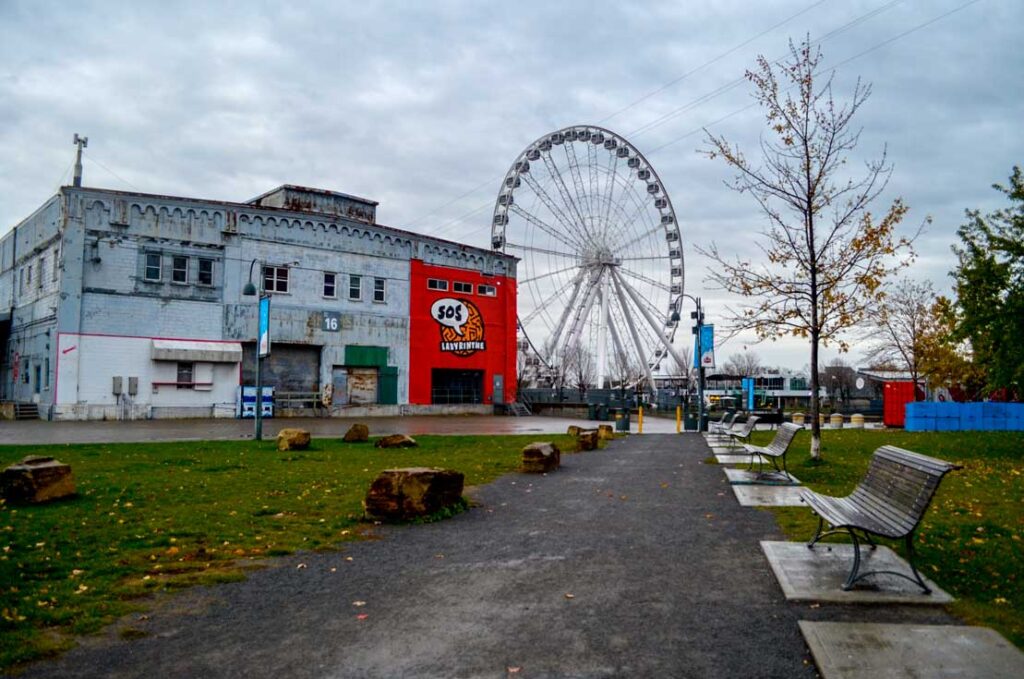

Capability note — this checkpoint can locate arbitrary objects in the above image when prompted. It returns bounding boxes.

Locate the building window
[323,272,337,298]
[427,278,448,291]
[27,265,32,291]
[53,246,60,281]
[197,258,214,286]
[38,257,45,288]
[478,284,497,297]
[177,362,194,389]
[263,266,289,293]
[349,274,362,301]
[373,277,386,303]
[144,253,162,281]
[171,256,189,284]
[45,358,50,388]
[453,281,473,294]
[19,268,24,294]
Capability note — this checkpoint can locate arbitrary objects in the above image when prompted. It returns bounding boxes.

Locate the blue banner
[258,295,271,357]
[694,324,715,370]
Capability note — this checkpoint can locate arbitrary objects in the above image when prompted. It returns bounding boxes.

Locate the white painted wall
[55,333,239,419]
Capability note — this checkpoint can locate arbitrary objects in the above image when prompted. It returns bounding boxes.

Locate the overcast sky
[1,0,1020,371]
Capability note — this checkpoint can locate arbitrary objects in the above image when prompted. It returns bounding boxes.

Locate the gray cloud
[1,0,1020,370]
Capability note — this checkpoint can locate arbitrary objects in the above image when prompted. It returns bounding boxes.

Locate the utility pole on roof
[72,134,88,187]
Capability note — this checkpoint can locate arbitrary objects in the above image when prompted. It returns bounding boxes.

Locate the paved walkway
[0,415,683,446]
[20,435,955,678]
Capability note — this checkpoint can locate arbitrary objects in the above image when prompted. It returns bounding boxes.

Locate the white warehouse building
[0,183,516,420]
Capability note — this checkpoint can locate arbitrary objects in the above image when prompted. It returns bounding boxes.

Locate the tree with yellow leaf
[701,38,917,459]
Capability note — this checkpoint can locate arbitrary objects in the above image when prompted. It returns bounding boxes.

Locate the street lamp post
[673,294,707,432]
[242,260,264,441]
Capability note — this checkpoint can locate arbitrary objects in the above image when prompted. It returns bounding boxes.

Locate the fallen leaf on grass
[353,601,366,607]
[507,667,522,674]
[296,563,307,569]
[345,556,354,562]
[356,613,369,621]
[564,593,575,600]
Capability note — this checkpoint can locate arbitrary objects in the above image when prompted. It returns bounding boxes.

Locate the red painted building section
[408,260,517,405]
[883,381,925,427]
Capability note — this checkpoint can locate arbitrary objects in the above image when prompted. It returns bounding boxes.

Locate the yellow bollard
[639,406,644,434]
[676,405,682,433]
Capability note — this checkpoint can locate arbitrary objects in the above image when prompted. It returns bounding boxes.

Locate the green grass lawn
[744,429,1024,648]
[0,433,578,670]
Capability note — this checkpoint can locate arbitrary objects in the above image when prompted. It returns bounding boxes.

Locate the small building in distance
[0,183,517,420]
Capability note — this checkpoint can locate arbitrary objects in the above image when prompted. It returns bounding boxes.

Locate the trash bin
[588,403,598,420]
[597,404,608,421]
[615,408,631,432]
[684,412,698,431]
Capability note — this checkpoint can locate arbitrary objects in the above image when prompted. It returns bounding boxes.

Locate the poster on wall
[258,295,271,357]
[431,297,486,356]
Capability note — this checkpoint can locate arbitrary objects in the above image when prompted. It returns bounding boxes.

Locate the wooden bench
[726,415,759,449]
[743,422,801,480]
[801,445,962,592]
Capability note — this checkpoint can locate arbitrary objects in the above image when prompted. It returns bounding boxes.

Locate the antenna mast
[72,133,88,187]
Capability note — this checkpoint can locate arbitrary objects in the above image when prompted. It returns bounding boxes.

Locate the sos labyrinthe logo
[431,297,486,356]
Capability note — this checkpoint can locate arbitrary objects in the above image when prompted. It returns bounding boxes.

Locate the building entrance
[431,369,483,404]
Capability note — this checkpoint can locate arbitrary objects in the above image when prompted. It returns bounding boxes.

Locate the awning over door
[151,340,242,363]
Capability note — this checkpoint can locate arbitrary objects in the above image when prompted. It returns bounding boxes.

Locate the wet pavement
[0,414,684,446]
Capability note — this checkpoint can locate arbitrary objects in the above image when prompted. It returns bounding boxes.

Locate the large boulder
[522,442,560,473]
[566,425,582,437]
[364,467,464,520]
[374,434,418,449]
[598,424,614,441]
[343,423,370,443]
[277,428,311,451]
[1,456,76,504]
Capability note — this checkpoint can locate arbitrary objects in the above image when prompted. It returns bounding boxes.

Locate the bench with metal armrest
[801,445,961,592]
[742,422,801,480]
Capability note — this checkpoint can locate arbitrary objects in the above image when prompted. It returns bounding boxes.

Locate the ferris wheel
[491,124,687,391]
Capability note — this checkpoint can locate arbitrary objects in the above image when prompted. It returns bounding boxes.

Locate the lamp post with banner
[243,260,270,441]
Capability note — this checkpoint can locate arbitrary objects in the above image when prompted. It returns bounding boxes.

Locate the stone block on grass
[343,423,370,443]
[364,467,464,520]
[566,425,582,437]
[577,431,599,451]
[598,424,614,440]
[374,434,418,449]
[1,456,76,504]
[277,428,311,451]
[522,442,560,473]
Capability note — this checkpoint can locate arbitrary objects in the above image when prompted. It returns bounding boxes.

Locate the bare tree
[723,351,762,376]
[862,278,935,399]
[701,38,917,459]
[821,356,856,408]
[562,342,596,399]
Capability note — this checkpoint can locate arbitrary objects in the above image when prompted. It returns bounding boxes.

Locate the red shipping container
[883,381,919,427]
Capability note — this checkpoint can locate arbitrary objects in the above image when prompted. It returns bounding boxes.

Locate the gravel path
[21,434,955,678]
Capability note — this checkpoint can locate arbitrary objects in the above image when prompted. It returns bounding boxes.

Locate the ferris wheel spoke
[505,242,581,261]
[559,268,604,359]
[610,274,657,392]
[598,153,621,240]
[619,266,671,292]
[541,268,588,358]
[618,255,674,261]
[612,268,689,370]
[518,262,583,285]
[508,203,584,252]
[542,150,596,246]
[521,267,588,326]
[561,142,594,233]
